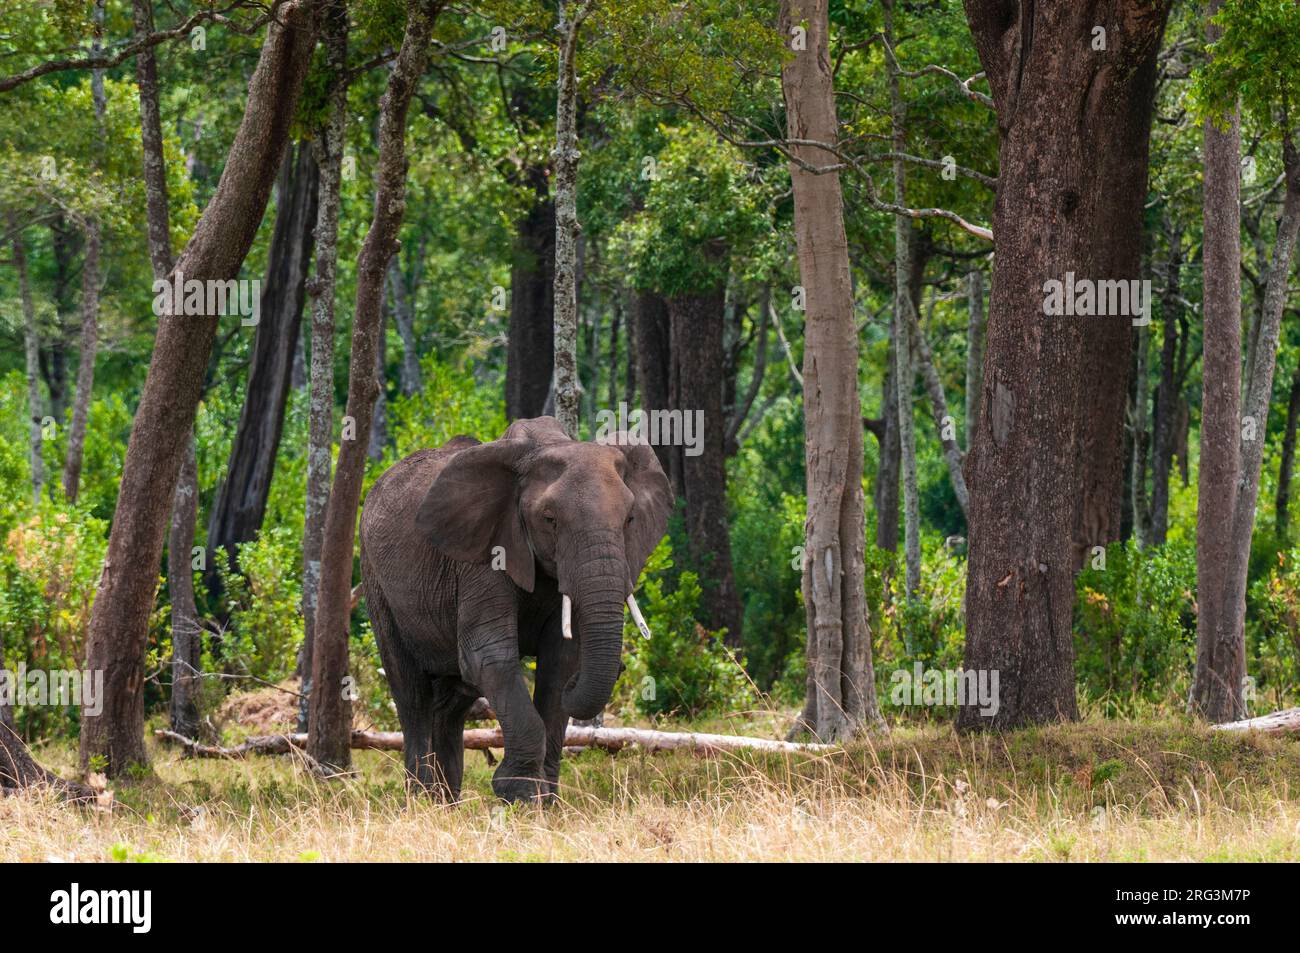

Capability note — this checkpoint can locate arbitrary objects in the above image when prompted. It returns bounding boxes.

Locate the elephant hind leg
[428,677,479,801]
[366,582,438,795]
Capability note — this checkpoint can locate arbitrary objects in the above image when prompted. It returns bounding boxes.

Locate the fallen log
[1211,707,1300,735]
[156,725,833,759]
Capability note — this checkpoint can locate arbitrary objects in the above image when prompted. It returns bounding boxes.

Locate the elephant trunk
[560,532,628,721]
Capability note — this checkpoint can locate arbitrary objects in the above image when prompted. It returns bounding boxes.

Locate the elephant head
[414,416,672,719]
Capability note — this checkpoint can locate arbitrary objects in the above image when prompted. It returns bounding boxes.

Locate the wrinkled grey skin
[359,416,671,802]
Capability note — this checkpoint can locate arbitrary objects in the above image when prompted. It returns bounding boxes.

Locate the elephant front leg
[533,614,579,796]
[461,634,547,803]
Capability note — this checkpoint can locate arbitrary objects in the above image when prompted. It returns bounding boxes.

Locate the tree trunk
[1195,130,1300,721]
[133,0,172,280]
[632,290,680,491]
[551,0,593,437]
[1277,364,1300,541]
[1191,1,1246,723]
[78,3,318,776]
[886,3,921,598]
[964,268,985,450]
[300,0,347,734]
[12,225,44,502]
[505,172,555,419]
[368,309,389,461]
[388,259,421,396]
[168,436,201,739]
[1,699,94,801]
[1131,318,1152,549]
[61,20,107,504]
[1150,223,1182,545]
[669,288,745,646]
[958,0,1171,730]
[307,0,437,771]
[781,0,880,741]
[911,291,969,517]
[207,142,318,593]
[875,323,901,551]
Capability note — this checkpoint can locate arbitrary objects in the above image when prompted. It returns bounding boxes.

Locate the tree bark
[781,0,880,741]
[669,288,745,646]
[133,0,172,280]
[307,0,437,771]
[207,142,318,593]
[875,321,901,551]
[79,3,319,776]
[505,171,555,419]
[550,0,593,437]
[300,0,347,734]
[12,225,44,502]
[1,699,95,801]
[1131,317,1152,549]
[958,0,1171,730]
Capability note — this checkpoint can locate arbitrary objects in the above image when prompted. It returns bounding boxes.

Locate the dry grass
[3,718,1299,861]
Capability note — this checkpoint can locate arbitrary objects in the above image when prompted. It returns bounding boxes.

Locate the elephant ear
[616,439,673,582]
[415,437,536,592]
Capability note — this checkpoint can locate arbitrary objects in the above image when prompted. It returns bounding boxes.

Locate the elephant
[359,415,672,802]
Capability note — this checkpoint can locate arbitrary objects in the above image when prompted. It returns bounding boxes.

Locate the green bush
[218,526,304,685]
[615,538,755,720]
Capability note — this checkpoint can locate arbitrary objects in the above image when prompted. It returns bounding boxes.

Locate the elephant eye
[544,515,556,526]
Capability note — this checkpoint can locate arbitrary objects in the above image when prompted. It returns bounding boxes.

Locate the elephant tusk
[627,594,651,639]
[562,594,574,640]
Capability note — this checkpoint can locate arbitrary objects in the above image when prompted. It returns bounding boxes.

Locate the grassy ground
[4,715,1299,861]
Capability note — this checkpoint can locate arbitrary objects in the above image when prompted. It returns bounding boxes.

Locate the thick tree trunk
[300,0,347,734]
[207,142,318,592]
[550,0,592,437]
[669,288,745,646]
[79,3,318,776]
[12,226,44,502]
[307,0,436,770]
[1150,224,1182,545]
[169,437,201,739]
[958,0,1170,730]
[781,0,880,741]
[505,172,555,419]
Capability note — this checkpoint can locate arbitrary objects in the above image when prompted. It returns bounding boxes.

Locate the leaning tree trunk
[957,0,1171,731]
[79,3,318,776]
[207,142,318,595]
[308,0,437,771]
[1195,135,1300,721]
[505,171,555,420]
[300,0,347,734]
[12,226,43,502]
[550,0,593,437]
[669,286,745,647]
[781,0,881,741]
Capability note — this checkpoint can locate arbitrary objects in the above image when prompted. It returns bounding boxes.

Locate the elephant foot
[491,769,547,804]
